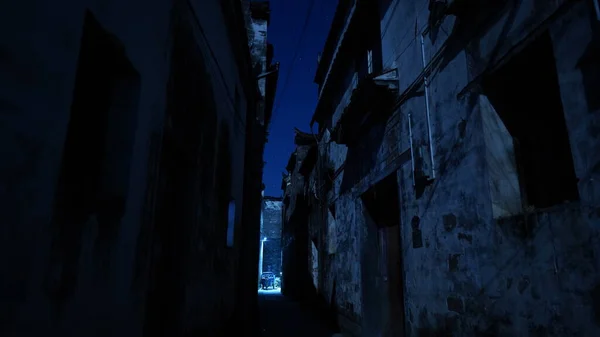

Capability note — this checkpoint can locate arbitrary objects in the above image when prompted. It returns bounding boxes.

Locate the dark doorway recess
[360,171,405,336]
[361,172,400,228]
[46,11,140,302]
[482,32,579,209]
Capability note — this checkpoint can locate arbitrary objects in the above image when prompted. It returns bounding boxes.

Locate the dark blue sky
[262,0,337,197]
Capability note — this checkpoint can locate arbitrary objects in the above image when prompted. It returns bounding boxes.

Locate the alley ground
[258,289,339,337]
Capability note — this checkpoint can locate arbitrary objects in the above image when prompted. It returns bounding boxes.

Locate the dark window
[482,32,579,209]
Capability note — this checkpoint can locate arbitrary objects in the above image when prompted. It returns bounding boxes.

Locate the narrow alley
[257,196,339,337]
[258,290,339,337]
[1,0,599,337]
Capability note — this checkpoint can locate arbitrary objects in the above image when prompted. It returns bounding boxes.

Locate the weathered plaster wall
[0,1,256,336]
[310,240,319,289]
[309,1,600,336]
[246,3,269,123]
[386,1,600,336]
[283,146,312,223]
[250,19,268,98]
[317,51,409,337]
[262,241,281,275]
[332,195,364,331]
[261,198,282,275]
[262,199,283,239]
[281,145,313,298]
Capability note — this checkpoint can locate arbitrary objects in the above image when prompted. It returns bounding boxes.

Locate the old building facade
[0,1,277,337]
[285,0,600,336]
[281,129,320,300]
[260,196,283,277]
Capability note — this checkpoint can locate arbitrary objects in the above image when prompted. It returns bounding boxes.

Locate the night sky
[262,0,338,197]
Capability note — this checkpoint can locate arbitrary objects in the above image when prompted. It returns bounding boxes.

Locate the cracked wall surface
[301,0,600,336]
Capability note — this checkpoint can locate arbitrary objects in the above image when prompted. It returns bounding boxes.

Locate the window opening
[482,32,579,210]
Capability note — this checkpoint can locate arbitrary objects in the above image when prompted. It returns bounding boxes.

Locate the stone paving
[258,291,339,337]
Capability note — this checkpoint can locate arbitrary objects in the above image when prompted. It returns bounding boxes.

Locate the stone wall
[261,197,282,275]
[281,145,315,299]
[262,198,283,239]
[262,240,282,275]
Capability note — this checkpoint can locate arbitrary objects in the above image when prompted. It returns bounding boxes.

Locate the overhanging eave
[331,69,399,144]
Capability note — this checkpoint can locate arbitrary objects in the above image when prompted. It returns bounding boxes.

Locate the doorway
[360,172,405,337]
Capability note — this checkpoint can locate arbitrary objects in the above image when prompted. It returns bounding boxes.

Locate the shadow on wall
[281,196,340,332]
[339,106,394,194]
[300,273,341,334]
[434,0,522,76]
[44,10,140,309]
[481,31,579,210]
[141,3,221,336]
[281,196,310,299]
